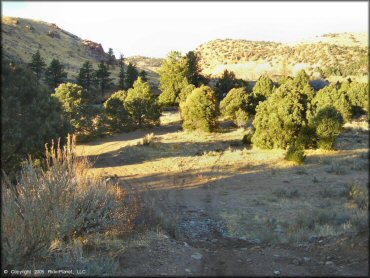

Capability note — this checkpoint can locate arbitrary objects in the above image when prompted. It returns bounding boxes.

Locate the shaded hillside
[1,16,160,91]
[195,33,368,81]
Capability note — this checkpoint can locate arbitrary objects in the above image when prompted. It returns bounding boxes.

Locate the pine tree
[186,51,205,86]
[95,61,112,101]
[158,51,190,107]
[118,54,125,90]
[45,59,67,89]
[28,50,46,82]
[125,63,139,89]
[2,61,71,174]
[125,77,160,127]
[106,48,116,69]
[215,70,248,101]
[77,61,95,95]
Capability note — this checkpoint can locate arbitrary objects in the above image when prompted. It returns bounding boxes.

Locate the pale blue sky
[2,1,368,58]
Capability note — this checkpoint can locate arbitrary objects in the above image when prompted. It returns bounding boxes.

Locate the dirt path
[76,112,369,276]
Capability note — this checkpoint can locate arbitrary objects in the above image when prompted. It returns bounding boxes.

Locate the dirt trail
[76,112,369,276]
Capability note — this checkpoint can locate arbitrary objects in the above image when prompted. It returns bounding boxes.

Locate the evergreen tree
[252,83,309,149]
[252,75,275,106]
[106,48,116,69]
[28,50,46,82]
[54,83,101,141]
[45,58,67,89]
[311,106,344,150]
[95,61,113,101]
[180,85,219,132]
[312,83,352,122]
[139,70,148,82]
[186,51,205,86]
[118,54,125,90]
[346,82,369,113]
[125,62,139,89]
[220,87,253,127]
[77,61,95,95]
[104,90,132,132]
[2,61,71,175]
[125,77,161,127]
[215,69,248,101]
[158,51,190,107]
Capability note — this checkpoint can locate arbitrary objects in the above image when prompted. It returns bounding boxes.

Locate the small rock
[246,258,252,262]
[303,257,311,262]
[273,254,280,258]
[292,258,302,265]
[191,253,203,260]
[185,269,191,273]
[239,236,247,241]
[326,255,333,260]
[237,259,242,263]
[273,270,281,275]
[325,261,334,265]
[184,242,189,247]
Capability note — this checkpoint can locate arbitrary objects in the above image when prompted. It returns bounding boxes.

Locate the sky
[2,1,368,58]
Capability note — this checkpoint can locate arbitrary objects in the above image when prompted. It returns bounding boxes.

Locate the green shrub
[125,77,161,128]
[214,69,249,100]
[252,74,275,106]
[235,109,249,127]
[285,143,306,164]
[1,135,138,268]
[296,125,317,149]
[178,83,196,104]
[242,133,253,145]
[181,85,219,132]
[311,106,344,150]
[252,83,308,149]
[220,87,252,126]
[104,90,132,132]
[54,83,103,142]
[312,84,352,122]
[346,82,369,113]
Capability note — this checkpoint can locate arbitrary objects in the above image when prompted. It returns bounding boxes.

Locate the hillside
[2,17,368,88]
[195,33,368,82]
[1,16,160,90]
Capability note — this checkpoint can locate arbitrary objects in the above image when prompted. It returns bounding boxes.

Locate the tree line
[28,49,147,101]
[2,47,368,176]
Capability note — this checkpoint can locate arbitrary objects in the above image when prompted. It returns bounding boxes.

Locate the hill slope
[195,33,368,81]
[1,16,160,90]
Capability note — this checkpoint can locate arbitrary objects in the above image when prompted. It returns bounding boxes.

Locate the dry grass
[75,112,368,249]
[1,135,140,273]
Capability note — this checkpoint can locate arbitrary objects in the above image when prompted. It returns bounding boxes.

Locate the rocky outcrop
[82,39,106,61]
[47,30,60,38]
